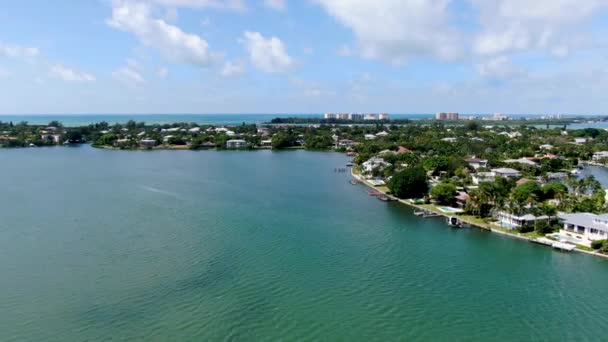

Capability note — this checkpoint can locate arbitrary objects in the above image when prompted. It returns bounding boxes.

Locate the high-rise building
[435,112,459,120]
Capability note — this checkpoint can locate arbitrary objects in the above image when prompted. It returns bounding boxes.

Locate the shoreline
[351,168,608,260]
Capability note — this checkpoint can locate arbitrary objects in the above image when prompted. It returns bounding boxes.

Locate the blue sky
[1,0,608,114]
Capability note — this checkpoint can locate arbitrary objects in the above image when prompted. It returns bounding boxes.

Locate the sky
[1,0,608,115]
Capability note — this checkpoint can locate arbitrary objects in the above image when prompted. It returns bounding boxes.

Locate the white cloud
[264,0,285,11]
[0,42,39,58]
[112,66,146,88]
[150,0,244,10]
[157,67,169,78]
[220,60,245,77]
[242,31,293,73]
[471,0,608,57]
[108,0,217,67]
[315,0,462,65]
[476,56,524,79]
[50,65,96,83]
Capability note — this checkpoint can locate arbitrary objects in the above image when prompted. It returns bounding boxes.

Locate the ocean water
[1,146,608,340]
[0,113,577,127]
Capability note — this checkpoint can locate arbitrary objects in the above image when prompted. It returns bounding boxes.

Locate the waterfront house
[362,157,390,173]
[140,139,157,147]
[338,139,355,148]
[464,157,488,169]
[472,171,495,185]
[226,139,248,149]
[364,134,376,140]
[497,212,548,229]
[261,139,272,147]
[592,151,608,161]
[557,213,608,247]
[547,172,568,181]
[492,168,521,178]
[455,192,469,208]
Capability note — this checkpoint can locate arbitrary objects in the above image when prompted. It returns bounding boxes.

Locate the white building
[472,172,495,185]
[464,157,488,169]
[441,137,458,143]
[189,127,201,133]
[574,138,587,145]
[539,144,553,150]
[504,158,538,167]
[593,151,608,161]
[226,139,248,149]
[492,168,521,178]
[558,213,608,247]
[364,134,376,140]
[375,131,389,137]
[497,212,548,229]
[362,157,391,173]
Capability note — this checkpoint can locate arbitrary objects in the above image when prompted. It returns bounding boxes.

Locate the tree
[388,166,428,199]
[430,182,457,205]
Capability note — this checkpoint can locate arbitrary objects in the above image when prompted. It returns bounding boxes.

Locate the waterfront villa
[464,157,488,169]
[557,213,608,246]
[592,151,608,161]
[226,139,248,149]
[140,139,157,147]
[492,168,521,178]
[362,157,391,173]
[497,212,549,229]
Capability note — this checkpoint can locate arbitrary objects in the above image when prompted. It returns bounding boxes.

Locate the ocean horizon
[0,113,598,127]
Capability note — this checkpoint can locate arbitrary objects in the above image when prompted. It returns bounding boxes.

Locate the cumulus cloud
[314,0,462,65]
[264,0,285,11]
[112,66,146,88]
[476,56,525,79]
[471,0,608,57]
[0,42,39,58]
[50,65,96,83]
[108,0,217,67]
[220,60,245,77]
[242,31,293,73]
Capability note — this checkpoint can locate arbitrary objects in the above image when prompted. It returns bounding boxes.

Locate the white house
[558,213,608,247]
[375,131,389,137]
[504,158,538,167]
[492,168,521,178]
[226,139,248,149]
[464,157,488,169]
[574,138,587,145]
[497,212,548,229]
[441,137,457,143]
[189,127,201,133]
[362,157,391,173]
[593,151,608,161]
[472,171,495,185]
[539,144,553,150]
[364,134,376,140]
[140,139,157,147]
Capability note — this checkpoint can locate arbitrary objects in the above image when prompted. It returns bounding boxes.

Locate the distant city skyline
[1,0,608,114]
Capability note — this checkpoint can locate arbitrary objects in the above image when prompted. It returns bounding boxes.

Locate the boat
[346,162,354,167]
[414,210,425,216]
[349,179,360,185]
[377,195,396,202]
[447,216,461,227]
[368,190,383,196]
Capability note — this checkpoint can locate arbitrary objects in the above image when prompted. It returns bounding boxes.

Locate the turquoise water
[0,113,571,127]
[1,145,608,340]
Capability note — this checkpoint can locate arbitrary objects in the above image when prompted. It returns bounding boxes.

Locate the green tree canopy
[388,166,428,199]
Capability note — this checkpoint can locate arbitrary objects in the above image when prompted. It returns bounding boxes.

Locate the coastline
[351,168,608,260]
